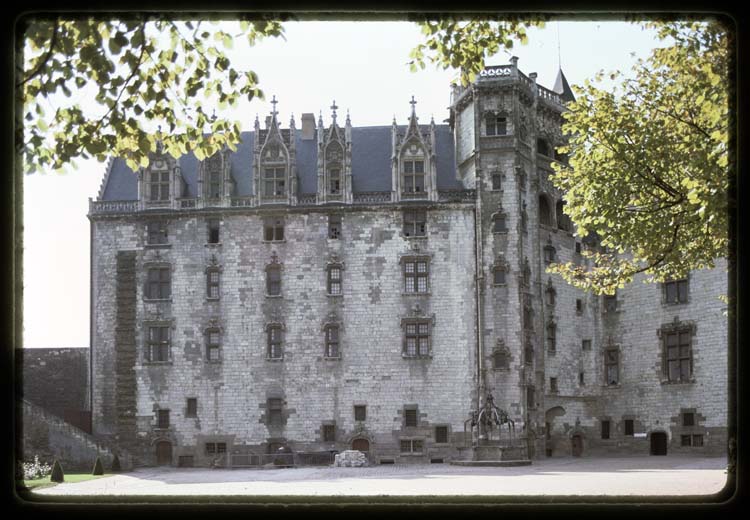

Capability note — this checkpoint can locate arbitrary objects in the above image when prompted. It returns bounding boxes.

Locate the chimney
[301,113,316,140]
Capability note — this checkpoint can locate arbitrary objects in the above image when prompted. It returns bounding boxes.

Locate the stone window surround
[492,257,509,287]
[262,216,285,242]
[145,220,169,247]
[484,110,509,137]
[204,325,222,363]
[489,171,504,191]
[401,255,431,295]
[321,422,336,443]
[265,255,283,297]
[323,322,341,359]
[401,311,434,359]
[205,264,222,301]
[399,438,424,455]
[143,319,174,364]
[490,210,509,234]
[402,208,428,238]
[604,345,620,387]
[155,408,170,430]
[354,405,367,422]
[602,292,619,314]
[491,343,511,371]
[662,276,690,305]
[266,322,285,361]
[433,425,450,444]
[328,214,342,240]
[402,405,420,428]
[657,318,696,385]
[207,218,221,245]
[143,263,172,302]
[546,320,557,353]
[326,262,344,297]
[186,397,198,418]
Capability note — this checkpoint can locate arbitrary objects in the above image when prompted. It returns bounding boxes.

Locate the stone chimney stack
[301,113,316,140]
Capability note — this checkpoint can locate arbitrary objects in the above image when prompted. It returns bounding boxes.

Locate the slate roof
[100,125,461,201]
[553,68,575,103]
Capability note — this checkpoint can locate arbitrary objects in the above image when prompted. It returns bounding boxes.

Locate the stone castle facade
[88,59,728,467]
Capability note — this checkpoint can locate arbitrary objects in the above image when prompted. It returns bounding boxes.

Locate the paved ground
[31,456,729,498]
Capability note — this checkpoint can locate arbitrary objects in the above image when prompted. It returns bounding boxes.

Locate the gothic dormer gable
[392,96,437,202]
[255,96,296,203]
[316,100,352,204]
[140,148,180,206]
[200,148,230,202]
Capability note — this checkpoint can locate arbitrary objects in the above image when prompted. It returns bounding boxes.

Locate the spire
[318,110,324,128]
[270,94,278,118]
[345,109,350,126]
[407,95,419,133]
[553,68,575,103]
[330,100,338,124]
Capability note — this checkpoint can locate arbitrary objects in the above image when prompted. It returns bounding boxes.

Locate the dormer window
[485,113,507,136]
[329,169,341,195]
[148,164,170,202]
[263,167,286,197]
[325,142,343,196]
[205,153,223,199]
[403,159,425,194]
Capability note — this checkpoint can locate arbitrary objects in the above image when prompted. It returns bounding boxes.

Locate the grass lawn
[20,473,113,491]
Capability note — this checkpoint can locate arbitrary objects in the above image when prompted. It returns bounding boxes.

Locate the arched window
[401,142,426,196]
[492,212,508,233]
[556,200,572,232]
[539,195,553,226]
[325,141,343,196]
[261,143,288,199]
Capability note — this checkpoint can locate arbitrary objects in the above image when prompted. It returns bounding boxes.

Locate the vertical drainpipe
[472,84,485,413]
[88,208,94,431]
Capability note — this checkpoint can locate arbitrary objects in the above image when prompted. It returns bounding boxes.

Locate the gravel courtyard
[27,456,730,500]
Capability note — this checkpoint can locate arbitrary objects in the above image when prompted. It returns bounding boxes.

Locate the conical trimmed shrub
[92,457,104,475]
[50,460,64,483]
[111,454,121,472]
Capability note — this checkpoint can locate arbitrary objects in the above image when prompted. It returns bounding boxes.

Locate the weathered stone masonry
[89,59,728,466]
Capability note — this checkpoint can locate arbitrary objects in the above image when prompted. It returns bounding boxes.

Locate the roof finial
[346,109,350,125]
[557,22,562,71]
[409,95,417,114]
[330,99,338,123]
[270,95,278,118]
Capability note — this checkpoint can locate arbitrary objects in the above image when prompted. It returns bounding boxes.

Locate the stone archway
[155,440,172,466]
[352,438,370,453]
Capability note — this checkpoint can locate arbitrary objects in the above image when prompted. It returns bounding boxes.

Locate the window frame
[354,405,367,422]
[267,398,283,425]
[663,329,693,383]
[207,219,221,244]
[402,159,426,195]
[663,278,689,305]
[403,320,431,358]
[206,268,221,300]
[491,173,502,191]
[144,265,171,300]
[146,221,168,246]
[492,212,508,234]
[604,347,620,386]
[328,214,342,240]
[403,258,430,294]
[546,322,557,353]
[485,113,507,136]
[322,423,336,442]
[266,264,282,297]
[400,439,424,454]
[263,166,287,198]
[186,398,198,418]
[624,419,634,436]
[327,265,343,296]
[324,324,340,359]
[145,324,171,363]
[601,420,611,440]
[403,209,427,237]
[205,327,222,363]
[267,324,283,360]
[434,426,449,444]
[148,167,171,202]
[263,217,285,242]
[404,407,419,428]
[157,409,170,429]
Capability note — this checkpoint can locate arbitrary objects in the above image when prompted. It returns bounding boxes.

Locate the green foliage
[50,459,64,482]
[409,16,545,86]
[547,21,730,293]
[111,454,121,472]
[18,16,284,173]
[92,456,104,475]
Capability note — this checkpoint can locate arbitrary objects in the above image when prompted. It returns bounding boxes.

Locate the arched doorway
[155,440,172,466]
[352,438,369,453]
[650,432,668,455]
[571,434,584,457]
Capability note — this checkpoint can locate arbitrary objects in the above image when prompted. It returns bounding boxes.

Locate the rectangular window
[267,266,281,296]
[263,217,284,241]
[576,299,583,314]
[435,426,449,444]
[146,325,170,362]
[403,160,425,194]
[149,169,170,201]
[400,439,424,453]
[208,169,222,198]
[681,434,692,447]
[547,324,556,352]
[205,442,216,455]
[404,321,430,357]
[491,173,502,190]
[526,386,535,409]
[544,246,556,264]
[328,215,341,239]
[579,371,585,385]
[404,408,418,427]
[682,412,695,427]
[665,330,692,382]
[493,268,506,285]
[354,405,367,422]
[322,424,336,442]
[575,242,582,254]
[325,325,340,358]
[693,435,704,447]
[207,219,220,244]
[524,341,534,364]
[206,329,221,362]
[263,167,286,197]
[493,214,507,233]
[268,325,283,359]
[403,210,427,237]
[328,169,341,195]
[207,269,220,299]
[327,266,342,295]
[605,349,619,385]
[582,339,592,351]
[145,267,171,299]
[601,420,610,439]
[186,398,197,418]
[603,293,618,313]
[664,279,689,304]
[403,260,429,294]
[486,114,507,136]
[146,221,168,245]
[267,398,283,425]
[216,442,227,454]
[624,419,634,436]
[157,409,170,429]
[549,377,558,393]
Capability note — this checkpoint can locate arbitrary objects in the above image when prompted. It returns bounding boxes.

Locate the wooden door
[156,441,172,466]
[650,432,668,455]
[571,435,583,457]
[352,438,369,453]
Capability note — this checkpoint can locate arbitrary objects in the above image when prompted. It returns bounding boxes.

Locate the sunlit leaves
[409,17,545,86]
[547,21,729,293]
[18,17,284,173]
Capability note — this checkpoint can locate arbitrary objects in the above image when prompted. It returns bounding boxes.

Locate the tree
[408,17,545,86]
[410,19,730,293]
[547,21,730,293]
[17,16,284,174]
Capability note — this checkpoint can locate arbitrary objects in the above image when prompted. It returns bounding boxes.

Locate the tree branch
[18,19,59,88]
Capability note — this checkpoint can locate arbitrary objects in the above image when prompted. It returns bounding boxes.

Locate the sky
[21,19,668,349]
